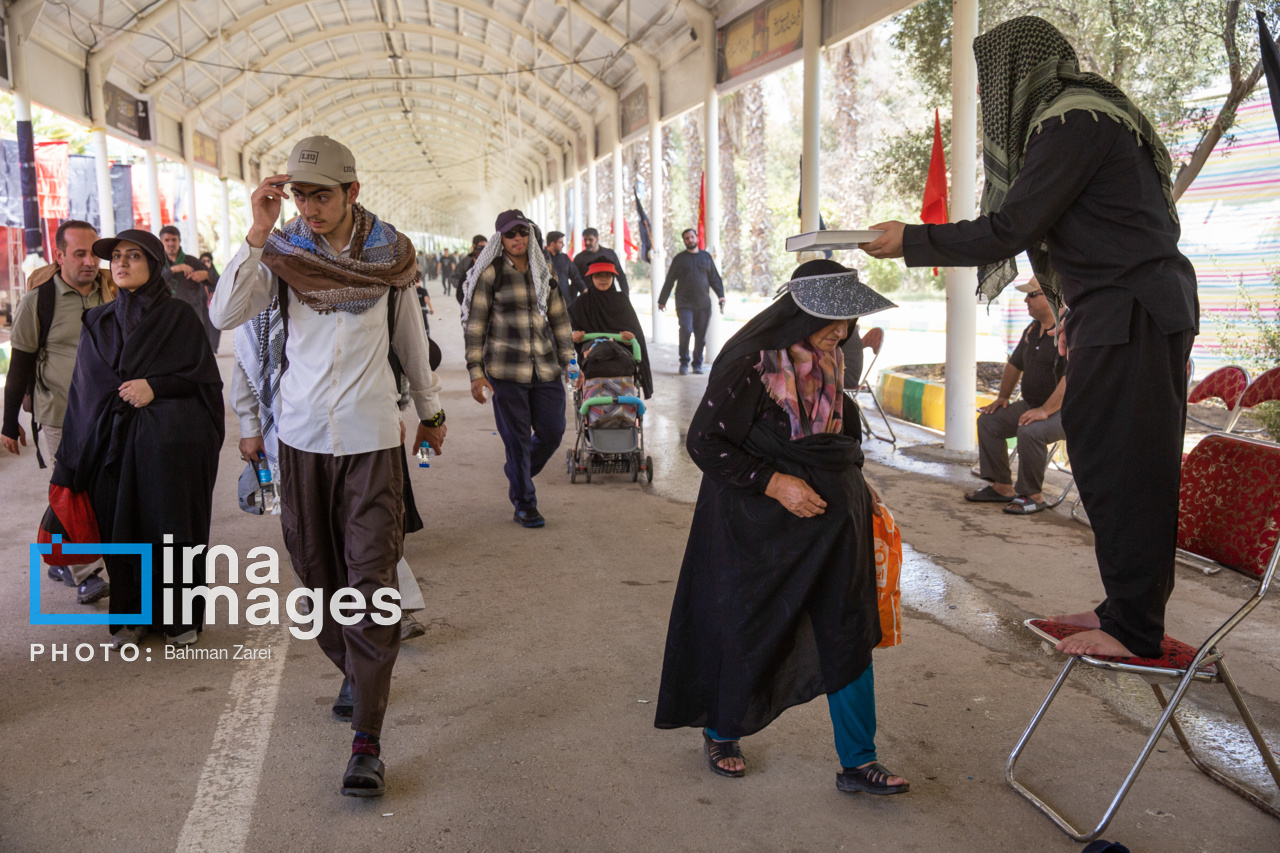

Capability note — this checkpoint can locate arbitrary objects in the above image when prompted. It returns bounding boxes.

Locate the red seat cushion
[1028,619,1214,672]
[1178,434,1280,579]
[1240,365,1280,409]
[1187,365,1249,409]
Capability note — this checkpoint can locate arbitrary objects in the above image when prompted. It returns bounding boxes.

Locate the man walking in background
[658,228,725,374]
[453,235,487,305]
[159,225,217,353]
[545,230,586,306]
[573,227,628,294]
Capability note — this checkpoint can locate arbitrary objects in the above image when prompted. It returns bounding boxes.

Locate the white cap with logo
[285,136,358,187]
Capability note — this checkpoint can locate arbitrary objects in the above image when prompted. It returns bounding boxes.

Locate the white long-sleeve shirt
[211,240,441,456]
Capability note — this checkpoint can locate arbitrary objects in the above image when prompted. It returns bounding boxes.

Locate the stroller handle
[580,332,642,362]
[579,395,646,417]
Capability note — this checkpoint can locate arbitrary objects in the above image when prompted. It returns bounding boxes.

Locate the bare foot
[1055,628,1136,658]
[1045,611,1101,629]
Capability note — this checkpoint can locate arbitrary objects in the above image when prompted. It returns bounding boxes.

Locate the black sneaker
[47,565,76,587]
[513,508,546,528]
[679,365,689,375]
[77,573,110,604]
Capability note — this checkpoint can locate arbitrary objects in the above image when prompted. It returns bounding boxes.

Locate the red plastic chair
[1238,365,1280,412]
[1187,365,1250,432]
[1008,433,1280,840]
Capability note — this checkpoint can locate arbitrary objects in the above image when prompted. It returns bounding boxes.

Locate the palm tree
[719,92,745,290]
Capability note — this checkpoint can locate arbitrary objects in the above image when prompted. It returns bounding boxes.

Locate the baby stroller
[566,333,652,483]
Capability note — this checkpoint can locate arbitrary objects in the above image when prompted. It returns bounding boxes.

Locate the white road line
[175,626,290,853]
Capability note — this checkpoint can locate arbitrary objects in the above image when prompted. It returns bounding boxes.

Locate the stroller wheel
[584,463,592,483]
[630,455,639,483]
[645,455,654,483]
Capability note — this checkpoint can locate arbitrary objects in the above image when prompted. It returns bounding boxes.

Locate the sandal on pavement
[1003,495,1048,515]
[703,731,746,778]
[965,485,1014,503]
[836,762,910,795]
[340,753,386,797]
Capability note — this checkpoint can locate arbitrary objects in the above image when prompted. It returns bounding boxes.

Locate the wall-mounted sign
[620,85,649,141]
[716,0,804,91]
[193,131,219,170]
[104,81,154,145]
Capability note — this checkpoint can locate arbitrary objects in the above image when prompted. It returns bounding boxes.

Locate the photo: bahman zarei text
[2,0,1279,849]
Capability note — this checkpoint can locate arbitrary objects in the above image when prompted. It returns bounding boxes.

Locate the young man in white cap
[210,135,446,798]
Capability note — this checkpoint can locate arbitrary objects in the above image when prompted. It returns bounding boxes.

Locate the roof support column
[647,91,664,344]
[688,0,722,360]
[220,178,232,267]
[558,148,569,235]
[944,0,979,453]
[5,0,42,258]
[87,63,115,237]
[145,150,163,235]
[181,112,200,254]
[799,0,821,233]
[611,133,624,279]
[587,152,598,230]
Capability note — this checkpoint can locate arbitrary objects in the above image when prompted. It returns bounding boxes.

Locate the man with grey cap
[210,135,446,798]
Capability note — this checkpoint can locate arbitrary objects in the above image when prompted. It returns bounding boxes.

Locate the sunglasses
[503,226,530,239]
[1024,291,1044,299]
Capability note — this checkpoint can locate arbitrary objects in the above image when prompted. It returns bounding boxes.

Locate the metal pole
[704,51,722,359]
[612,127,624,273]
[648,90,664,343]
[7,7,42,259]
[944,0,979,453]
[145,149,163,234]
[219,177,232,266]
[799,0,821,233]
[88,63,116,236]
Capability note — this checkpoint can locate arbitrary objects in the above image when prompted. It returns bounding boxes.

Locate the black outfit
[573,247,629,294]
[161,254,217,354]
[655,294,879,738]
[568,282,653,399]
[53,236,225,636]
[1009,321,1066,408]
[903,111,1197,658]
[453,253,479,304]
[441,256,457,296]
[659,250,726,370]
[547,249,587,306]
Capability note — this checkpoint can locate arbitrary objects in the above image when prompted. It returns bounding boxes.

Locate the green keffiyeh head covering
[974,16,1180,309]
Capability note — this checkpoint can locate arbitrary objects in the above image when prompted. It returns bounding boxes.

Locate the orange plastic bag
[872,501,902,648]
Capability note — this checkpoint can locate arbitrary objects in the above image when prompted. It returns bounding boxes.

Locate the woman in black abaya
[568,261,653,399]
[53,229,225,648]
[655,260,908,795]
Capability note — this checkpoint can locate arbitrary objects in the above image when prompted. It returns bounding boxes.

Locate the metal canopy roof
[16,0,714,228]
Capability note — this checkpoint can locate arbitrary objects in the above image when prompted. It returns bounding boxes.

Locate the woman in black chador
[655,259,908,795]
[53,229,225,649]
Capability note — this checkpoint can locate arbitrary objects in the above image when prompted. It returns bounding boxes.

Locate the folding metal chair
[1007,433,1280,841]
[1186,365,1250,433]
[847,327,896,445]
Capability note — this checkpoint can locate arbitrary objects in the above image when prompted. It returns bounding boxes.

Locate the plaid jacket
[465,257,575,383]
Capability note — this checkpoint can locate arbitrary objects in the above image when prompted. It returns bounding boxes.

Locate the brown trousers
[278,441,404,737]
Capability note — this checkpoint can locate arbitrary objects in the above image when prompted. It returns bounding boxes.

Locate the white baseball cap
[286,136,358,187]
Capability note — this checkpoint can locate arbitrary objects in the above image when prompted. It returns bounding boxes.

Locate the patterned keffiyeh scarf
[758,343,844,440]
[233,304,284,469]
[973,16,1180,310]
[261,203,418,314]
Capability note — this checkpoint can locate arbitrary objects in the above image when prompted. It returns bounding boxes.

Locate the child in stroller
[566,333,651,482]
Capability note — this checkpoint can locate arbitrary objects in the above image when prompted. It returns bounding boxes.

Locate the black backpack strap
[386,288,405,390]
[277,278,290,375]
[29,281,58,469]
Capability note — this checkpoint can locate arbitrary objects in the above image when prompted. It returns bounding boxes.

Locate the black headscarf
[568,272,654,398]
[714,259,854,368]
[90,230,173,343]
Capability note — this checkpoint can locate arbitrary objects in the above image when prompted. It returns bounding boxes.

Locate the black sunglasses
[503,226,530,239]
[1024,291,1044,299]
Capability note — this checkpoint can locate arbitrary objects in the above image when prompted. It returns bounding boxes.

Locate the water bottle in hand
[417,441,435,468]
[567,356,579,386]
[255,453,280,514]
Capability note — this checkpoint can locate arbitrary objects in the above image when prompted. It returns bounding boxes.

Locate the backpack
[21,281,58,468]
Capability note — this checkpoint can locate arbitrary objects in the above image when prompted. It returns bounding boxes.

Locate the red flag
[610,220,639,261]
[34,141,70,219]
[921,109,948,225]
[697,172,707,250]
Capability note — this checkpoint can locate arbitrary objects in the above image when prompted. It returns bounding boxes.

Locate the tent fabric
[111,163,134,232]
[0,140,21,228]
[68,155,101,229]
[34,141,69,219]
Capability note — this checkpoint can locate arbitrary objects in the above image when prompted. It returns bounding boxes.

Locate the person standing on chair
[658,229,725,375]
[862,16,1198,660]
[964,278,1066,515]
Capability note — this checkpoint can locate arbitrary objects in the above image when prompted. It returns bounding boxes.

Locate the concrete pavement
[2,287,1277,852]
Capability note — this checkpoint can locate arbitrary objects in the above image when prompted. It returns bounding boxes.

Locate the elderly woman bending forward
[654,259,908,795]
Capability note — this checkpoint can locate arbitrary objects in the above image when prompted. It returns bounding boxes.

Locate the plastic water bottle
[255,454,280,514]
[567,356,579,386]
[417,441,435,468]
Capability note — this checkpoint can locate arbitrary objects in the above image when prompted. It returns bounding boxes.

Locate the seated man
[965,278,1066,515]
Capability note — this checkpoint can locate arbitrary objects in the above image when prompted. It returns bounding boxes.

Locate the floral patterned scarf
[757,342,844,440]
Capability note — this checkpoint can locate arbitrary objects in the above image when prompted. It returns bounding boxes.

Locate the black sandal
[836,762,910,795]
[703,731,745,778]
[340,753,386,797]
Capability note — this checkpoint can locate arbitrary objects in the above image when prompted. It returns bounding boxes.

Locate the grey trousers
[976,401,1067,496]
